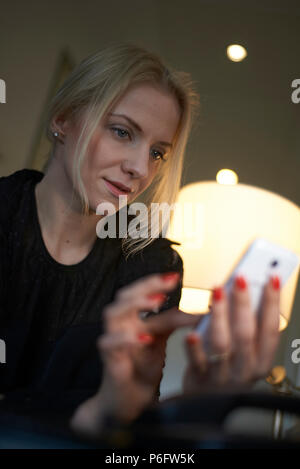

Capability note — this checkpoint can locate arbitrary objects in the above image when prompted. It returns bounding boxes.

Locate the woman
[0,43,281,440]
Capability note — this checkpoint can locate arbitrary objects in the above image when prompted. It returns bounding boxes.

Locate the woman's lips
[103,178,131,197]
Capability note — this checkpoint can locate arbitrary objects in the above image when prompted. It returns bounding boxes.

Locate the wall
[1,0,300,438]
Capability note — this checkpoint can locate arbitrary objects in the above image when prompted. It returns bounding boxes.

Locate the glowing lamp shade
[167,182,300,331]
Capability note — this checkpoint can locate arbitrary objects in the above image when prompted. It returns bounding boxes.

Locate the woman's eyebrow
[108,112,173,149]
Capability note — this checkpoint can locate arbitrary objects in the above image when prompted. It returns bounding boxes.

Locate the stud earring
[53,131,59,138]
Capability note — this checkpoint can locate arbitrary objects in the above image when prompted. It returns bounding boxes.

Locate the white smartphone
[196,238,300,336]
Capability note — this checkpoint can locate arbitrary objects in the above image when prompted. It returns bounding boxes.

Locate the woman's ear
[51,111,73,144]
[51,111,73,137]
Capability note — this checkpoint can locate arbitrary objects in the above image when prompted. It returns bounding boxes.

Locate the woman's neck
[34,159,100,265]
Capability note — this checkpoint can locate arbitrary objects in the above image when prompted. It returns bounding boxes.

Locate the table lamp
[166,181,300,330]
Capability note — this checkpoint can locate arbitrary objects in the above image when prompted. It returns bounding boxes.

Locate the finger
[97,331,139,382]
[104,272,181,332]
[146,308,202,337]
[208,286,231,357]
[115,272,181,304]
[134,335,167,385]
[208,356,231,386]
[185,332,231,387]
[184,332,208,374]
[103,293,169,332]
[205,287,232,386]
[97,330,138,355]
[255,276,281,378]
[230,276,256,382]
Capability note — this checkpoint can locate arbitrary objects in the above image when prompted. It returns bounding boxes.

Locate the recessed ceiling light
[227,44,247,62]
[216,169,239,185]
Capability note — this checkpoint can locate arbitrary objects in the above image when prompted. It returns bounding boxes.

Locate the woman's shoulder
[0,168,43,223]
[116,237,184,313]
[117,237,183,285]
[0,168,43,197]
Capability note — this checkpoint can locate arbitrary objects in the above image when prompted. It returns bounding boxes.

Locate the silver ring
[208,352,230,364]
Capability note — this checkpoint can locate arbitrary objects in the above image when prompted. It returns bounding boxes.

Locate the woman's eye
[151,149,166,161]
[111,127,130,139]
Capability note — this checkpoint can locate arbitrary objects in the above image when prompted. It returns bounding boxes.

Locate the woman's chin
[89,196,119,216]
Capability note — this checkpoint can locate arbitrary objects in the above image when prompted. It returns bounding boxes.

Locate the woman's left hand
[183,275,281,393]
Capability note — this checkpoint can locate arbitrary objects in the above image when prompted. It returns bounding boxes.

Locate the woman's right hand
[70,272,201,437]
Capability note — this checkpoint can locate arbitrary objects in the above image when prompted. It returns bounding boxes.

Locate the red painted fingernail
[147,293,167,303]
[186,333,199,345]
[137,333,154,344]
[235,275,247,290]
[213,286,223,302]
[271,275,281,290]
[161,272,180,283]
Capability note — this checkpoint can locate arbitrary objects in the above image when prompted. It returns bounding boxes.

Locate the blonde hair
[44,43,199,258]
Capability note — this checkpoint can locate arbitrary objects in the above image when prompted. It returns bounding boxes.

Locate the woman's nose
[121,148,149,179]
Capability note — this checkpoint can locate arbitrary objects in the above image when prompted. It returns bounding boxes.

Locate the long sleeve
[116,238,184,315]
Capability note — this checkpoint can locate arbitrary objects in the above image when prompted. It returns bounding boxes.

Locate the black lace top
[0,169,183,419]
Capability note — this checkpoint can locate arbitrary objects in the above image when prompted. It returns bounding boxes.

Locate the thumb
[145,308,202,336]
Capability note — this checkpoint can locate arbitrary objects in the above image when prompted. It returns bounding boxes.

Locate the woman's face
[57,83,181,213]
